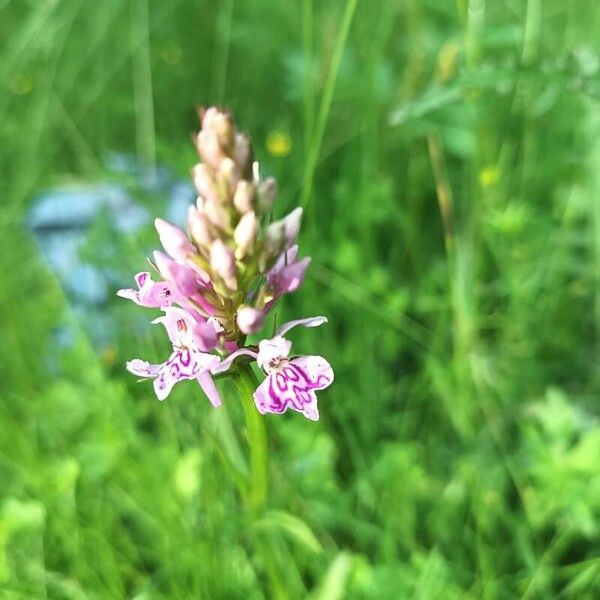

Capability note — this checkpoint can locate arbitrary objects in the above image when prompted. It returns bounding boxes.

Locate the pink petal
[276,316,328,337]
[269,245,299,279]
[253,368,320,421]
[289,355,334,391]
[155,218,196,261]
[276,257,311,292]
[153,251,199,299]
[152,348,219,401]
[135,272,149,287]
[117,272,172,308]
[197,371,222,407]
[126,359,163,378]
[256,336,292,369]
[152,307,196,345]
[211,348,258,374]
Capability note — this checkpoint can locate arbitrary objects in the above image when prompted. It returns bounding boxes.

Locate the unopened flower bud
[204,197,230,230]
[281,207,303,248]
[264,207,303,255]
[193,163,218,203]
[233,180,254,213]
[265,220,285,255]
[218,157,237,192]
[210,239,237,290]
[196,129,223,170]
[203,107,234,148]
[236,305,264,334]
[188,205,212,248]
[257,177,277,213]
[216,116,234,148]
[154,218,196,261]
[200,106,217,128]
[234,211,258,257]
[234,133,252,174]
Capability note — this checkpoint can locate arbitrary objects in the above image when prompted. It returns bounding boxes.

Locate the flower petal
[117,272,172,308]
[126,359,163,378]
[197,371,222,407]
[152,348,218,401]
[153,251,199,299]
[276,316,328,338]
[135,272,149,287]
[268,245,299,280]
[256,336,292,369]
[116,288,139,303]
[211,348,258,374]
[289,355,334,391]
[275,257,311,293]
[155,218,196,261]
[253,366,320,421]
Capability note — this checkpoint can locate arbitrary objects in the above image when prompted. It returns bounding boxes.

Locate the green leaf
[311,552,353,600]
[253,510,323,555]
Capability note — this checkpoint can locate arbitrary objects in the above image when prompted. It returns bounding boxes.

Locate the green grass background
[1,0,599,597]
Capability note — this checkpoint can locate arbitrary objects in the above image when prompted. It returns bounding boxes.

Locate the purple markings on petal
[290,355,334,390]
[151,348,215,401]
[135,272,148,287]
[128,346,220,402]
[253,355,333,420]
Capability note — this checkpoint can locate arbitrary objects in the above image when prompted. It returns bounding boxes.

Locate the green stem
[234,362,268,514]
[235,364,286,597]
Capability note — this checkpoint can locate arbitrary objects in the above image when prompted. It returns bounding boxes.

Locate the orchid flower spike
[118,106,332,417]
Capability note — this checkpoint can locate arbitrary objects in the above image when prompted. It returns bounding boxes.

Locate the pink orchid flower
[116,272,172,308]
[126,307,222,404]
[213,316,334,420]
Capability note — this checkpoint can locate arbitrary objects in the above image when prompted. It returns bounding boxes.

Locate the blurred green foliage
[1,0,600,597]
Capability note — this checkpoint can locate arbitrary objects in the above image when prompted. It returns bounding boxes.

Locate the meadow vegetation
[0,0,599,597]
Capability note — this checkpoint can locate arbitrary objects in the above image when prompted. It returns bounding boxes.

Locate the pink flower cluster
[118,107,333,420]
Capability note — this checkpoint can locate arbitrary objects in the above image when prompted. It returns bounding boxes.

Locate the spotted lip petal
[253,355,333,420]
[152,348,220,401]
[126,342,221,403]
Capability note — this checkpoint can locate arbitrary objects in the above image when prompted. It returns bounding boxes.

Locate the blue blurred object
[27,155,195,347]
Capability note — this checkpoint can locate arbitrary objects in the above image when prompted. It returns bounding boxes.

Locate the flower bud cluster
[153,107,310,340]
